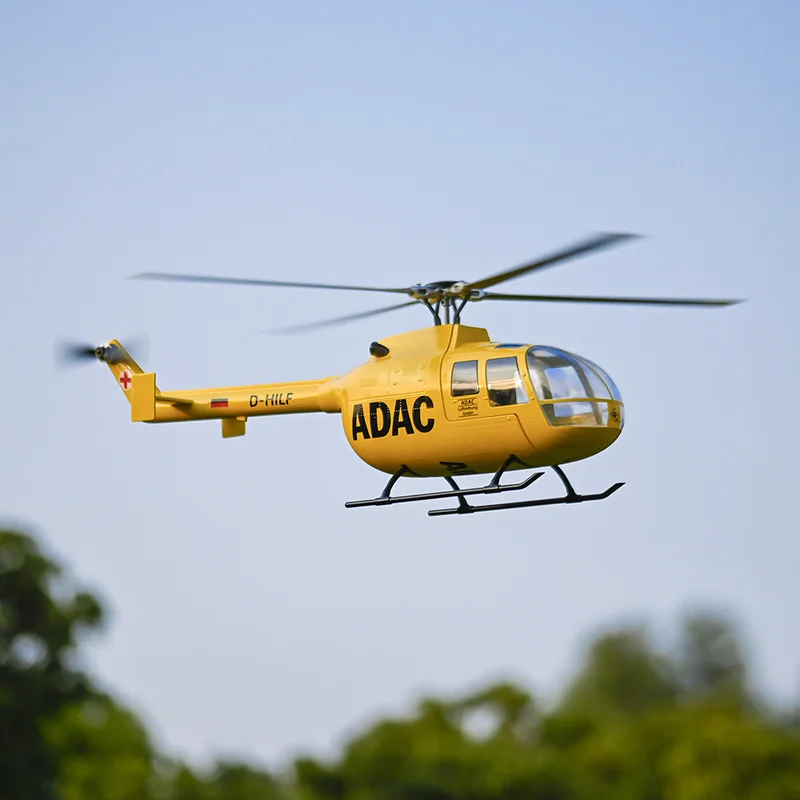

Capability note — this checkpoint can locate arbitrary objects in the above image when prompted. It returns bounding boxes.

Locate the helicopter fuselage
[101,324,623,479]
[333,324,623,478]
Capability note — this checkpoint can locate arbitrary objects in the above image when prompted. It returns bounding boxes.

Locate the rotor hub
[94,343,122,363]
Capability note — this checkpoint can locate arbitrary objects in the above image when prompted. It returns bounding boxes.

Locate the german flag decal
[210,398,229,408]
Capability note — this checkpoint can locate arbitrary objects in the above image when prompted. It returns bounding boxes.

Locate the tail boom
[131,374,339,424]
[97,338,341,438]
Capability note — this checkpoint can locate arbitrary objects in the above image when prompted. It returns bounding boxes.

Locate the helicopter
[61,232,742,516]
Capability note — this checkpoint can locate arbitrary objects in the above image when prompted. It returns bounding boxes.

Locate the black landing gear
[344,456,624,517]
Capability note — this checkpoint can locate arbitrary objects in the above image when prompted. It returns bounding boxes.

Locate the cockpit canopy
[526,345,623,427]
[449,343,623,428]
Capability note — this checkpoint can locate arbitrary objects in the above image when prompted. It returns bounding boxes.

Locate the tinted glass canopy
[526,346,623,427]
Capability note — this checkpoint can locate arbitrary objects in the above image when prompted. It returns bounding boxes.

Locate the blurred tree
[0,528,104,800]
[674,611,750,705]
[557,626,677,719]
[661,703,800,800]
[157,763,209,800]
[455,681,537,742]
[164,760,286,800]
[42,693,159,800]
[6,522,800,799]
[206,761,284,799]
[294,684,584,800]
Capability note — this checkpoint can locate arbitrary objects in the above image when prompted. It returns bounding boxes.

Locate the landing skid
[345,456,624,516]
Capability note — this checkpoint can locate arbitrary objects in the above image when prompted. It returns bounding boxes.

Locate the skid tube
[345,455,542,509]
[344,457,624,515]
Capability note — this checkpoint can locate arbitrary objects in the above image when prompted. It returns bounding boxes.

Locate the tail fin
[102,339,149,399]
[99,339,192,422]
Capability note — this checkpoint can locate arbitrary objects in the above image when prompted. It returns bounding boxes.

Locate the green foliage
[0,528,104,800]
[165,761,286,800]
[42,694,157,800]
[293,691,584,800]
[676,612,750,705]
[4,523,800,799]
[659,704,800,800]
[559,627,677,719]
[293,613,800,800]
[0,528,285,800]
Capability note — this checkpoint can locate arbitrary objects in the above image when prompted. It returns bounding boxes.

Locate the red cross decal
[119,371,132,390]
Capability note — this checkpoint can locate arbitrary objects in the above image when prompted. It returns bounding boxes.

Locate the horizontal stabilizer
[157,394,194,406]
[131,372,196,422]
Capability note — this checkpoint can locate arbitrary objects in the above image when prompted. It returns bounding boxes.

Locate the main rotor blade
[463,232,641,292]
[265,300,420,334]
[130,272,410,295]
[483,292,744,307]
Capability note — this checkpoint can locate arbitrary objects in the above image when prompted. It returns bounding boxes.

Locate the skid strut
[344,457,624,515]
[344,456,543,509]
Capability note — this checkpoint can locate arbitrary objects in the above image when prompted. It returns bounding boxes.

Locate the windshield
[526,346,620,400]
[525,346,623,427]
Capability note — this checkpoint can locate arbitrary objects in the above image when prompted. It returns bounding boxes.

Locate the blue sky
[2,0,799,768]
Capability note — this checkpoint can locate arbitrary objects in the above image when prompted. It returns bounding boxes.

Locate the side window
[451,360,479,397]
[486,357,529,407]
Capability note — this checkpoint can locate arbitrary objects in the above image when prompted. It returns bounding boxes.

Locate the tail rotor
[55,337,148,368]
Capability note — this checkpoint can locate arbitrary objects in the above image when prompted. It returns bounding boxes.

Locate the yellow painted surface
[101,327,623,476]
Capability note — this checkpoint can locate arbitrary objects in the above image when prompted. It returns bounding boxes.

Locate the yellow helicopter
[61,233,741,516]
